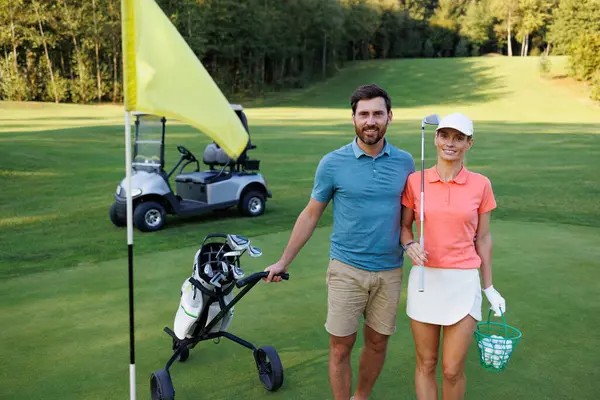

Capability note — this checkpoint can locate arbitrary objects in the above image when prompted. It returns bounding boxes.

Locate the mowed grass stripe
[0,221,599,399]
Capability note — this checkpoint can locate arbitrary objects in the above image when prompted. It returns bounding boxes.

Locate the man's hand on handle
[264,261,288,282]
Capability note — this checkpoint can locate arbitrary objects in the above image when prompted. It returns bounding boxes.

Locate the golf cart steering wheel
[177,145,197,161]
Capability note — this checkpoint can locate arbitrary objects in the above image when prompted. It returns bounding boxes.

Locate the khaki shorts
[325,258,403,337]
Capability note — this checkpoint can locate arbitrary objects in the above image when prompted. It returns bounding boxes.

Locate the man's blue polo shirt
[311,137,415,272]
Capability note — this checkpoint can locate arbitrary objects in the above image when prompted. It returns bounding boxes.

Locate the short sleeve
[478,177,497,214]
[310,155,334,203]
[401,173,416,210]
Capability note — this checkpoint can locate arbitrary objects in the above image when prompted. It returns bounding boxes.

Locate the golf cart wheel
[133,201,166,232]
[240,191,265,217]
[172,339,190,362]
[254,345,284,391]
[109,203,126,227]
[150,369,175,400]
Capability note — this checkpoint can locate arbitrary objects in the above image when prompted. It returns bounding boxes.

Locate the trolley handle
[235,271,289,288]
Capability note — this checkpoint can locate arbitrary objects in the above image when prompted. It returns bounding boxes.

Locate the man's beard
[355,123,387,145]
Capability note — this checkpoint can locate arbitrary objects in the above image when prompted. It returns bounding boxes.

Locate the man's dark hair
[350,84,392,114]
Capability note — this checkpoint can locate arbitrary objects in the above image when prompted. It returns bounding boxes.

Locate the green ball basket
[474,309,522,372]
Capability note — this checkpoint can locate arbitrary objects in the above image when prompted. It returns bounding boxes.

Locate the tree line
[0,0,598,103]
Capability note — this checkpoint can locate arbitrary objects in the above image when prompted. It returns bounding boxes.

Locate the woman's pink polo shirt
[401,166,496,269]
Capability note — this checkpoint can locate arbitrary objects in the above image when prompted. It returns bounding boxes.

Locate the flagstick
[125,110,136,400]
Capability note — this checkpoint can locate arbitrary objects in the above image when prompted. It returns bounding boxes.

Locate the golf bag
[173,241,243,340]
[151,233,289,400]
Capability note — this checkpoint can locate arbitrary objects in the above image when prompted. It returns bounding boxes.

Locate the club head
[232,265,245,280]
[220,261,230,276]
[248,245,262,258]
[227,234,250,251]
[203,263,214,278]
[222,250,242,259]
[422,114,440,126]
[209,272,223,288]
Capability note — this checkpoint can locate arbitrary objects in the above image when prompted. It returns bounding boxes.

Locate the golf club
[215,234,251,260]
[232,265,245,280]
[221,249,248,265]
[248,245,262,257]
[220,251,245,279]
[222,250,243,259]
[419,114,440,292]
[227,234,250,251]
[203,263,214,278]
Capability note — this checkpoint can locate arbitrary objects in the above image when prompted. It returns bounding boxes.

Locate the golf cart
[109,105,272,232]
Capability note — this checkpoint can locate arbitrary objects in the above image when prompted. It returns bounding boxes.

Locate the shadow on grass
[243,58,509,109]
[1,119,599,277]
[0,116,110,122]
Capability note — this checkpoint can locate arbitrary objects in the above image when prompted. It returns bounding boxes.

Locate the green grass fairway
[1,223,599,399]
[1,56,600,399]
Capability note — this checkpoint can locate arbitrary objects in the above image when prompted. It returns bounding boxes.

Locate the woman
[400,112,506,400]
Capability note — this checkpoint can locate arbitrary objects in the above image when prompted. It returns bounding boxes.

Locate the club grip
[418,265,424,292]
[235,271,289,288]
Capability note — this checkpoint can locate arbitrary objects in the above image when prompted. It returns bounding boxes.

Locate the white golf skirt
[407,266,482,326]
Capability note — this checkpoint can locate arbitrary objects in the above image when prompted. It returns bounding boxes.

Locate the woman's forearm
[401,225,415,247]
[400,206,416,247]
[476,232,493,289]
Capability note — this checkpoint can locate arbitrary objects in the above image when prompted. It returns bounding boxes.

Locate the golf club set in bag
[150,233,289,400]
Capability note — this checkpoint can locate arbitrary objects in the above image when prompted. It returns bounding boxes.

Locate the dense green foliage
[549,0,600,100]
[0,0,598,102]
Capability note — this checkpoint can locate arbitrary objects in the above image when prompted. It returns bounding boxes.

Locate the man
[264,84,415,400]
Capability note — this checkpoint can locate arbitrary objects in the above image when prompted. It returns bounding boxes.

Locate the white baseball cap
[435,112,474,136]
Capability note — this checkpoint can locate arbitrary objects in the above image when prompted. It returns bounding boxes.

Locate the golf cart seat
[172,144,234,185]
[175,170,231,185]
[203,142,235,167]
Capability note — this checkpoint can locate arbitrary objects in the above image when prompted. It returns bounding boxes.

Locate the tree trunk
[545,43,551,56]
[62,1,84,98]
[507,10,512,57]
[2,50,8,81]
[34,2,59,103]
[332,48,337,70]
[520,36,524,56]
[9,14,20,101]
[60,52,66,74]
[69,54,74,81]
[524,34,529,57]
[72,36,84,97]
[92,0,102,102]
[322,33,327,78]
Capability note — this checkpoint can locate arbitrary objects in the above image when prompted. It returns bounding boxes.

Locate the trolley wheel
[254,345,284,391]
[150,369,175,400]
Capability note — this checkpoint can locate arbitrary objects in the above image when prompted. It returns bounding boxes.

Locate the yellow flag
[121,0,248,159]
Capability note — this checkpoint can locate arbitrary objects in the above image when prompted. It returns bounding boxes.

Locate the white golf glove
[483,285,506,317]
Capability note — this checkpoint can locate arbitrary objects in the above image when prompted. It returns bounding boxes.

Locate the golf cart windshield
[133,113,165,172]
